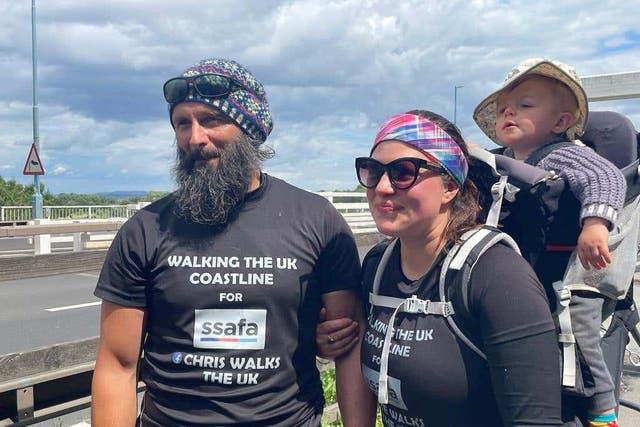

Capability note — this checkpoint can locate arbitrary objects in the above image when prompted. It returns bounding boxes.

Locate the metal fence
[0,204,143,222]
[0,193,375,232]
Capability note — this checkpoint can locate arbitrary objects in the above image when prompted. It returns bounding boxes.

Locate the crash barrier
[0,220,124,258]
[0,337,340,426]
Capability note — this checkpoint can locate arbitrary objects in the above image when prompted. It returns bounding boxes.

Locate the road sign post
[30,0,43,220]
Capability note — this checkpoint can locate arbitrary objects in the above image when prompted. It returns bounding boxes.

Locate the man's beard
[172,133,262,225]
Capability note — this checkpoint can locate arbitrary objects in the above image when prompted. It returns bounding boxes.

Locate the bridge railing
[0,205,142,223]
[315,192,376,233]
[0,193,376,256]
[1,195,370,227]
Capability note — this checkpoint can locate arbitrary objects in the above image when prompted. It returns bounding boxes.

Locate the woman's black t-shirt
[360,240,562,426]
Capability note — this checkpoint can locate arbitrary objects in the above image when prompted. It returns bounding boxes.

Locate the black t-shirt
[94,174,361,426]
[361,240,562,426]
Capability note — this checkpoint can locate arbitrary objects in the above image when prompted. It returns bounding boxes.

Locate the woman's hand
[316,307,360,359]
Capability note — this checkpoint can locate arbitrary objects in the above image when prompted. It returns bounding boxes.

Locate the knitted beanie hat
[166,58,273,142]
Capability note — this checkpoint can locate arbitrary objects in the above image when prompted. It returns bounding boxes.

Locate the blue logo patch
[172,352,184,364]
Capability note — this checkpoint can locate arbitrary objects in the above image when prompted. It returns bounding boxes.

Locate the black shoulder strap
[524,139,575,167]
[438,226,520,360]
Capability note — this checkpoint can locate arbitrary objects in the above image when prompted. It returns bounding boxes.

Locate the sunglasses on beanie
[163,74,244,103]
[355,157,446,190]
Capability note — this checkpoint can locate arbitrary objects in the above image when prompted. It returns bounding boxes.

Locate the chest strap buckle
[405,295,428,314]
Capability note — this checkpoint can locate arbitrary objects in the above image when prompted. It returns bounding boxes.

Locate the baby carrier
[471,110,640,397]
[369,111,640,411]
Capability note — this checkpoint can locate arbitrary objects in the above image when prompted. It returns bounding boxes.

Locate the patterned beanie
[167,58,273,142]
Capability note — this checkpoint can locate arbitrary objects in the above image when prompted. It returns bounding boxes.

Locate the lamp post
[31,0,43,219]
[454,85,464,125]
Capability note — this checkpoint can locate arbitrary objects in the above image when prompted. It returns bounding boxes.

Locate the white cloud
[51,164,67,175]
[0,0,638,193]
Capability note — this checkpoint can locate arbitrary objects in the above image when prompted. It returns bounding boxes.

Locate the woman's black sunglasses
[163,74,242,103]
[355,157,445,190]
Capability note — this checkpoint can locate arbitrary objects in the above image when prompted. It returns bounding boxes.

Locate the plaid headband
[372,113,468,189]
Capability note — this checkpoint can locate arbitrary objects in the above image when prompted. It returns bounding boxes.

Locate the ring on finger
[328,335,336,343]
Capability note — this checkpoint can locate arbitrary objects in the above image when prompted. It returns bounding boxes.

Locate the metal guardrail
[0,222,123,238]
[0,221,125,257]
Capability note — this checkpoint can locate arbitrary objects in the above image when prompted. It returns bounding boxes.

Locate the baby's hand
[577,217,612,270]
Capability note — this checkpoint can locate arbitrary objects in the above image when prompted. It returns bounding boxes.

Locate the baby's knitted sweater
[505,141,626,227]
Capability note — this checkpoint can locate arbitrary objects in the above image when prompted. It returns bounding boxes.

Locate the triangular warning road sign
[23,143,45,175]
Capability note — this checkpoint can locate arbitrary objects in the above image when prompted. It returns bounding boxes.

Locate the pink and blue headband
[372,113,468,189]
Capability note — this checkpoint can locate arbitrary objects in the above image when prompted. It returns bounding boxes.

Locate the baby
[473,58,626,427]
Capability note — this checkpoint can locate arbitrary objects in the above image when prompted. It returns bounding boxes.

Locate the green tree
[47,193,117,206]
[0,176,32,205]
[144,190,170,202]
[1,174,171,207]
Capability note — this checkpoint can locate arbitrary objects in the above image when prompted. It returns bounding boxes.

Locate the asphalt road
[0,271,102,355]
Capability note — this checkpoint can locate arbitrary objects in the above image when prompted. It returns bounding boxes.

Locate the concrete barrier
[0,251,108,282]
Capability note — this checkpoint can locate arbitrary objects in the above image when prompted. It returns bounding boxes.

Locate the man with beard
[91,58,373,426]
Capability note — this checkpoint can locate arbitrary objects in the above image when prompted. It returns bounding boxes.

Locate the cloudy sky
[1,0,639,194]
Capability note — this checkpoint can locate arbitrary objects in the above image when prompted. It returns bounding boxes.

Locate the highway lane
[0,271,102,355]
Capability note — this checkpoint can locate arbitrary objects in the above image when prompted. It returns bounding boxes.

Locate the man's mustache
[181,147,222,165]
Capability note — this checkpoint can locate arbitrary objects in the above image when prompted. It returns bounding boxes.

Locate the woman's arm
[471,245,562,426]
[485,330,562,426]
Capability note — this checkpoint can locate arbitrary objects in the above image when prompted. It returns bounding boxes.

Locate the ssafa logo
[194,309,267,350]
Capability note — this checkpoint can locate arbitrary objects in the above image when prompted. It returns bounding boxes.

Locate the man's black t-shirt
[361,240,562,426]
[95,174,361,426]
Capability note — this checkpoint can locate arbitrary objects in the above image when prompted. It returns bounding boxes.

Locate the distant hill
[97,190,148,200]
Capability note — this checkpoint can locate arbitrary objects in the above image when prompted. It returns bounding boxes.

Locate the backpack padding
[524,141,576,168]
[581,111,640,202]
[438,227,520,360]
[469,145,552,187]
[493,153,551,186]
[621,160,640,203]
[581,111,638,169]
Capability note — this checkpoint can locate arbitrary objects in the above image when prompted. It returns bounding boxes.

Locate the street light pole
[454,85,464,125]
[31,0,43,219]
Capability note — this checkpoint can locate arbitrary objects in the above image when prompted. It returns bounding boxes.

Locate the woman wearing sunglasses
[320,110,562,426]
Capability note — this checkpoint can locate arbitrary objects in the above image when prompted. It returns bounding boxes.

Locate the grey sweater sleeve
[538,145,626,227]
